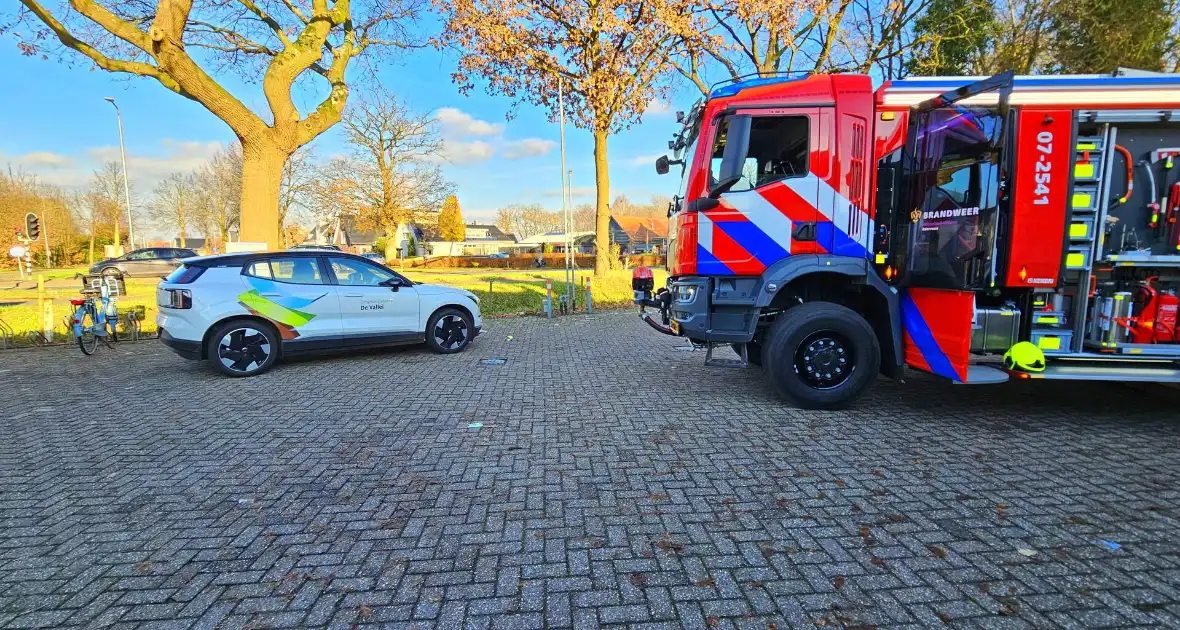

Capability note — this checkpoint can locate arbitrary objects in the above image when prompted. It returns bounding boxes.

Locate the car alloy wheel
[217,327,272,374]
[433,314,469,350]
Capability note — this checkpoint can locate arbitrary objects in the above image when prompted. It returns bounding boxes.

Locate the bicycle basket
[81,273,127,297]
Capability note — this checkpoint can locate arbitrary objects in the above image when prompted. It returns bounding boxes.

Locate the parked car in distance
[288,243,343,251]
[89,247,198,278]
[361,252,387,265]
[157,251,482,376]
[486,252,509,259]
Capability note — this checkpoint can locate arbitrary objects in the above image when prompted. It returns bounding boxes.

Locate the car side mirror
[655,155,670,175]
[381,277,404,291]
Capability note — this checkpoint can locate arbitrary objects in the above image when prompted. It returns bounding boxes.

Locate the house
[305,218,421,255]
[514,231,596,254]
[611,216,669,253]
[464,223,515,242]
[426,221,518,256]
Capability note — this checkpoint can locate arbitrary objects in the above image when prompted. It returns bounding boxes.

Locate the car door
[896,72,1014,382]
[240,256,343,348]
[150,249,181,278]
[120,249,156,276]
[700,109,822,275]
[326,255,421,345]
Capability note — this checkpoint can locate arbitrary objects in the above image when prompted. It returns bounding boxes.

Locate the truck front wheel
[761,301,879,409]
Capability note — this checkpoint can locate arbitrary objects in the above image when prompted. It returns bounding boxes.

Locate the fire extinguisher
[1131,278,1179,344]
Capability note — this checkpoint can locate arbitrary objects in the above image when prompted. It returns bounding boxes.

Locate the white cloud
[434,107,503,137]
[646,99,673,115]
[503,138,556,159]
[10,151,75,169]
[424,139,495,166]
[3,138,229,190]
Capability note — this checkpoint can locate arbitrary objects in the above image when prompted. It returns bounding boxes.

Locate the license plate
[670,320,680,335]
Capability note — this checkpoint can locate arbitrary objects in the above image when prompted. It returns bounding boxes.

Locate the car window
[709,115,809,192]
[245,257,324,284]
[328,257,397,287]
[126,249,157,260]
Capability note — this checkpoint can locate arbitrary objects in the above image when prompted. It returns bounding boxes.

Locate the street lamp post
[104,97,135,252]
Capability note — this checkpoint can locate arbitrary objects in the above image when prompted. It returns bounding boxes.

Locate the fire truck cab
[637,70,1180,409]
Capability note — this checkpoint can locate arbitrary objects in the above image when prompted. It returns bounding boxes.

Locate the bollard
[584,276,593,313]
[489,278,494,294]
[42,301,54,343]
[37,274,51,341]
[544,278,553,319]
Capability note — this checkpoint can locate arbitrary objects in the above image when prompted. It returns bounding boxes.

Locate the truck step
[1026,361,1180,382]
[705,343,748,368]
[953,365,1010,385]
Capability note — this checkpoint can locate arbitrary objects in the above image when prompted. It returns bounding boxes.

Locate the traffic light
[24,213,39,241]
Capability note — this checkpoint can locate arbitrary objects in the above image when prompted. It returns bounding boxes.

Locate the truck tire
[761,301,879,410]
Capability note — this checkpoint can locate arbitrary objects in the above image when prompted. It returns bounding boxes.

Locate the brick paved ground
[1,310,1179,629]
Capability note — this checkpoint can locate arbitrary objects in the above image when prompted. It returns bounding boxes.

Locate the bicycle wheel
[104,316,118,347]
[76,307,98,355]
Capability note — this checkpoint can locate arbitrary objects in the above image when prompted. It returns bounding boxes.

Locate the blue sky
[0,40,693,226]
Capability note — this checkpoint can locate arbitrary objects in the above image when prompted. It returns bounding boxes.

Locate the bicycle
[70,279,119,355]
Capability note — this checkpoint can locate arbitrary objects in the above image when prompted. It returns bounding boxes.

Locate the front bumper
[667,276,759,344]
[159,328,202,360]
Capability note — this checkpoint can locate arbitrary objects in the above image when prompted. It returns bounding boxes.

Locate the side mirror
[655,155,670,175]
[686,198,721,213]
[381,277,404,291]
[709,115,752,199]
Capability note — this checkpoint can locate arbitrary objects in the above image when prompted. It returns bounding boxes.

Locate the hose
[640,311,677,336]
[1115,145,1133,203]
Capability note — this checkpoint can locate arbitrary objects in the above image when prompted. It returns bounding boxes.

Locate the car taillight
[170,266,206,284]
[164,289,192,309]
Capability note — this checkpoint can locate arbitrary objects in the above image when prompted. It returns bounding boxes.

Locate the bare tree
[494,205,523,238]
[8,0,425,248]
[91,162,131,253]
[279,146,317,245]
[151,172,197,247]
[335,88,451,259]
[674,0,853,94]
[439,0,698,274]
[194,145,242,250]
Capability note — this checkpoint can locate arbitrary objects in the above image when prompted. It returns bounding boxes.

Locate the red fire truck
[633,70,1180,409]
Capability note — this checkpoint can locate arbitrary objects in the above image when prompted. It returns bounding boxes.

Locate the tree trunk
[593,129,612,276]
[88,233,95,265]
[238,139,287,249]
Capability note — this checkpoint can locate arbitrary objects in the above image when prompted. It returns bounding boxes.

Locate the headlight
[676,285,698,302]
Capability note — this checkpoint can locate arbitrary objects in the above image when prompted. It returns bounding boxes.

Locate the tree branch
[234,0,294,47]
[19,0,183,94]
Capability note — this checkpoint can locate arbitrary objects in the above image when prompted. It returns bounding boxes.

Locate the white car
[156,251,481,376]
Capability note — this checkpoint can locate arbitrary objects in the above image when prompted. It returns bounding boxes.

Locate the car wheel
[761,301,879,410]
[101,267,121,277]
[206,320,279,377]
[426,308,473,354]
